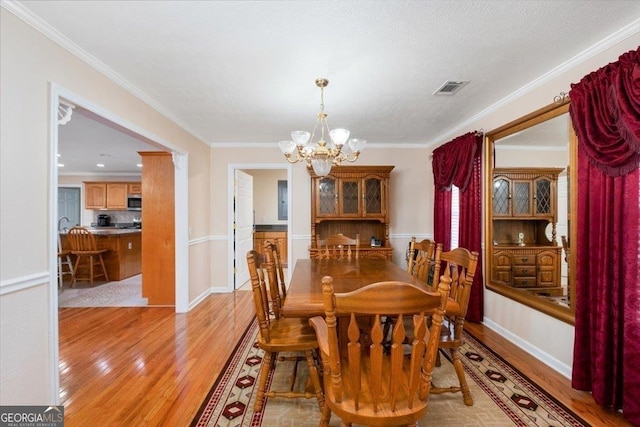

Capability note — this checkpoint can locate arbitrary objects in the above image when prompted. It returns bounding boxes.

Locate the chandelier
[279,78,366,177]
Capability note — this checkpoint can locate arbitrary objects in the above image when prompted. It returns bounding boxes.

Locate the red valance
[432,132,482,191]
[569,47,640,176]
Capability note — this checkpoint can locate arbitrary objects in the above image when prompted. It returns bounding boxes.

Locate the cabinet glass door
[512,181,532,216]
[492,178,510,216]
[340,179,361,215]
[535,178,552,215]
[318,177,337,215]
[364,177,383,215]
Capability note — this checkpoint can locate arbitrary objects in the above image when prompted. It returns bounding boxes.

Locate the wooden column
[140,152,175,305]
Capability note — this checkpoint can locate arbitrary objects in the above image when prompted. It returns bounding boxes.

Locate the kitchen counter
[254,224,288,232]
[87,228,141,236]
[59,230,142,281]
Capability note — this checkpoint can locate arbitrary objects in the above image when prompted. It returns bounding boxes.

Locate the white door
[58,187,81,228]
[234,170,254,288]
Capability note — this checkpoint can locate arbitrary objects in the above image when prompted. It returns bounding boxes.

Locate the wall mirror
[484,100,576,324]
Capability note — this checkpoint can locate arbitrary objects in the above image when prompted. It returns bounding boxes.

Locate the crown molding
[428,18,640,148]
[2,0,210,147]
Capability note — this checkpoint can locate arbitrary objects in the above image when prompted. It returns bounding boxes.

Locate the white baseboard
[483,317,572,379]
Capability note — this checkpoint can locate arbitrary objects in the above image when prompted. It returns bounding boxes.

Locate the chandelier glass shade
[279,78,366,177]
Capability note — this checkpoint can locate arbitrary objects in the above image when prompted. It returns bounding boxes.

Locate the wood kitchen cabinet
[309,165,394,260]
[59,230,141,281]
[84,181,140,210]
[106,183,128,209]
[128,182,142,194]
[491,168,563,290]
[84,183,107,209]
[254,231,287,267]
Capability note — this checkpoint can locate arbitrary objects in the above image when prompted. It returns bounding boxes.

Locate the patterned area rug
[58,274,148,307]
[192,320,587,427]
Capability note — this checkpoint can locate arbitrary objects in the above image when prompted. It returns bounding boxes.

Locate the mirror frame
[484,100,576,324]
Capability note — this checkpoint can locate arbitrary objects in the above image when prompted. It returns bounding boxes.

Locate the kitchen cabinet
[491,168,563,290]
[309,165,394,260]
[128,183,142,194]
[59,230,141,281]
[106,183,128,209]
[84,181,141,210]
[85,183,107,209]
[254,231,287,267]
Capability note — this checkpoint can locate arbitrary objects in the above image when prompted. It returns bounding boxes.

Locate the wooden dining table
[282,257,432,318]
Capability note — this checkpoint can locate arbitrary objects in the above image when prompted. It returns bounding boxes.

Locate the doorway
[57,187,80,229]
[50,84,190,403]
[228,164,292,291]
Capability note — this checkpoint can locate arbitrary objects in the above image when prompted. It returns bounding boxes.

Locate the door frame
[49,83,190,401]
[227,164,292,291]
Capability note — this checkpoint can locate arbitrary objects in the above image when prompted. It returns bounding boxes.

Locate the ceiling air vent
[433,80,469,95]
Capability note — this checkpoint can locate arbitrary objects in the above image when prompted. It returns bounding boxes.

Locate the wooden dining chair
[309,275,451,427]
[430,246,479,406]
[263,240,287,317]
[66,226,109,287]
[317,233,360,260]
[246,250,324,412]
[406,237,438,285]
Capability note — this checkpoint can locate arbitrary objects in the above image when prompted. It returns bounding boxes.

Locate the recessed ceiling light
[57,153,61,157]
[137,164,143,168]
[96,163,105,167]
[57,163,64,167]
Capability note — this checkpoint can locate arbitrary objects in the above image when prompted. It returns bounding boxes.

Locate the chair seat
[71,249,108,256]
[257,317,319,352]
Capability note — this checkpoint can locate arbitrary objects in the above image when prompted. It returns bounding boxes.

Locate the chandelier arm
[283,153,302,164]
[343,152,361,162]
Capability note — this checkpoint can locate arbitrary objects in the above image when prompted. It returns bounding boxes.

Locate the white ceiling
[11,1,640,174]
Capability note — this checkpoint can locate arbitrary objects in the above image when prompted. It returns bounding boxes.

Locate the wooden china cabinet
[491,167,563,293]
[308,165,394,259]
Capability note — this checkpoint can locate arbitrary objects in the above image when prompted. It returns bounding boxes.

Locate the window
[450,185,459,249]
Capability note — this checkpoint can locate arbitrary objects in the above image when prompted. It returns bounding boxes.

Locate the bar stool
[57,234,74,290]
[67,226,109,287]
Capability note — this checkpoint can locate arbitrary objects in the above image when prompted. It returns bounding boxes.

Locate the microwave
[127,195,142,211]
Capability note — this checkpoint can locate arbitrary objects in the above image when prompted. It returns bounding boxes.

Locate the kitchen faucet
[58,216,70,232]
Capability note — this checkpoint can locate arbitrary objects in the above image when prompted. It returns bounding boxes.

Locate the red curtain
[432,132,484,322]
[569,48,640,426]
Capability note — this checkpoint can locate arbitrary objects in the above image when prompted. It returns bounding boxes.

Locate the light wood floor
[59,291,629,426]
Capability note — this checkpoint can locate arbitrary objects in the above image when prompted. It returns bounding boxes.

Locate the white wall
[0,8,212,404]
[244,169,288,225]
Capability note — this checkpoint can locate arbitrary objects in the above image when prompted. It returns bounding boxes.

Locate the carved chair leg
[450,348,473,406]
[318,402,331,427]
[254,351,273,412]
[304,350,325,411]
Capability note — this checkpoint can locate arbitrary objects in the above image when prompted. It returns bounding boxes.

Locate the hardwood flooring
[59,291,630,426]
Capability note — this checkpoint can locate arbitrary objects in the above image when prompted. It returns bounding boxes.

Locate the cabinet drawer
[513,265,535,277]
[513,277,536,287]
[512,254,535,265]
